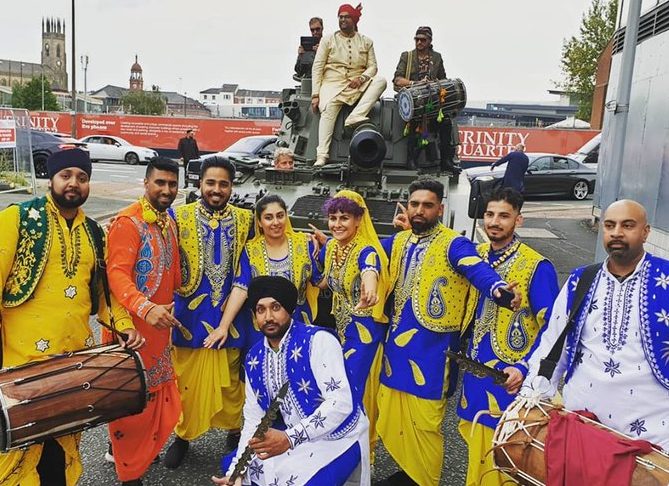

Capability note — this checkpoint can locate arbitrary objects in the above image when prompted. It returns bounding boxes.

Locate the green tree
[559,0,618,120]
[121,90,166,115]
[11,77,60,111]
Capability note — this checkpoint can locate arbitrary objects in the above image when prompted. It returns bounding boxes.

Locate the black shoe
[374,470,419,486]
[225,431,241,450]
[121,479,143,486]
[164,437,189,469]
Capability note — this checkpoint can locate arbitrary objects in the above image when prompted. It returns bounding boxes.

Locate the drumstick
[96,319,130,342]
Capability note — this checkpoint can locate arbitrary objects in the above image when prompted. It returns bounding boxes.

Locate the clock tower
[129,55,144,91]
[41,17,68,91]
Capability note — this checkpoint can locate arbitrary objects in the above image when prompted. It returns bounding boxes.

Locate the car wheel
[125,152,139,165]
[572,180,589,200]
[33,154,48,178]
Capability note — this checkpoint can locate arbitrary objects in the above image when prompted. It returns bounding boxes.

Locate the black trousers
[407,117,460,171]
[36,439,67,486]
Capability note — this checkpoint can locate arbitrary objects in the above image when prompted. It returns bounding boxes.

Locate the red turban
[338,3,363,25]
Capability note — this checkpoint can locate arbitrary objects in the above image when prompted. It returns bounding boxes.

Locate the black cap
[247,276,298,315]
[47,148,92,179]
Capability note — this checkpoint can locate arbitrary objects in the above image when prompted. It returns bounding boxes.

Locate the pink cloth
[545,409,654,486]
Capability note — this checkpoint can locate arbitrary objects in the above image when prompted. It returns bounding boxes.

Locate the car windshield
[575,134,600,154]
[225,138,265,153]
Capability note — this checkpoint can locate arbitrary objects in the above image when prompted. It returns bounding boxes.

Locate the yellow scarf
[323,189,389,323]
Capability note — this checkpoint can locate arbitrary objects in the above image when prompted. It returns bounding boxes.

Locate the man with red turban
[311,3,387,166]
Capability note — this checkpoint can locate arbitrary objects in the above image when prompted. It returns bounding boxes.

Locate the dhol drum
[492,400,669,486]
[397,78,467,123]
[0,344,147,451]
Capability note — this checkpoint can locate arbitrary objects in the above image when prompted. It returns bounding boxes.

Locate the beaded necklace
[484,237,521,269]
[197,201,230,230]
[139,197,169,236]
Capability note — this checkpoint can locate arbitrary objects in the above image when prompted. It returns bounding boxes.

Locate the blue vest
[564,254,669,390]
[245,321,361,440]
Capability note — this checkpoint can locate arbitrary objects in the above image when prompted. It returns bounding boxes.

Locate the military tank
[202,74,467,237]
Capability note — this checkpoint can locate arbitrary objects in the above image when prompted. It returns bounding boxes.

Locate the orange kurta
[106,200,182,482]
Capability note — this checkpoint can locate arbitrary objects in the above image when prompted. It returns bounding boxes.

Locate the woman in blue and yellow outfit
[208,194,322,350]
[317,189,388,451]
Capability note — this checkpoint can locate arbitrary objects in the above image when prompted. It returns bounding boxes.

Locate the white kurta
[525,256,669,450]
[226,329,370,486]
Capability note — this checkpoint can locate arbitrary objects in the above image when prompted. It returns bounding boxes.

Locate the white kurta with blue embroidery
[526,255,669,450]
[226,325,370,485]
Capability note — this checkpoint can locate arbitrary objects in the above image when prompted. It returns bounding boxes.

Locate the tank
[213,74,467,237]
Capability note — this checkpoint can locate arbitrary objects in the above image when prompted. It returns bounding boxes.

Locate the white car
[78,135,158,165]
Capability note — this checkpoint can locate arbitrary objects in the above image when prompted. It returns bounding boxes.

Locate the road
[0,169,598,485]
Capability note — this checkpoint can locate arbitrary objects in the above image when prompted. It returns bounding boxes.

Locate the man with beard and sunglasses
[163,156,253,469]
[522,200,669,452]
[456,188,558,486]
[106,157,182,485]
[377,177,521,486]
[0,149,142,486]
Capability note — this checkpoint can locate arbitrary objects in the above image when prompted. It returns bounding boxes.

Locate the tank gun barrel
[349,123,386,169]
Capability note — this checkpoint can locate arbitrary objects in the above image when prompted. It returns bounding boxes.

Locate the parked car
[569,133,600,166]
[185,135,277,187]
[78,135,158,165]
[464,153,596,200]
[31,130,89,179]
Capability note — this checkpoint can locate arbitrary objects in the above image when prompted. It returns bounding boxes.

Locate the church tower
[41,17,68,90]
[129,55,144,91]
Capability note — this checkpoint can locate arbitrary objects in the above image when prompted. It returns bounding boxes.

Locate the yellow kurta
[312,31,378,109]
[0,195,133,486]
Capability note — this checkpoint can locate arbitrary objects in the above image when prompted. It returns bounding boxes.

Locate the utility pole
[80,54,89,113]
[41,71,45,110]
[183,91,187,117]
[70,0,77,137]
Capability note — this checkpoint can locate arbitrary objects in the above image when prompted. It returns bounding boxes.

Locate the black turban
[47,148,92,179]
[247,276,298,315]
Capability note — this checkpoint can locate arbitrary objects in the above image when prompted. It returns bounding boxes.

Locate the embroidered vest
[2,196,103,313]
[246,232,318,320]
[245,322,361,440]
[389,225,473,332]
[564,255,669,390]
[323,237,379,331]
[465,242,545,363]
[174,202,251,297]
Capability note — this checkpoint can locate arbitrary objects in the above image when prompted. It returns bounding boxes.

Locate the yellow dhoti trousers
[172,347,244,440]
[0,435,82,486]
[377,384,446,486]
[459,419,508,486]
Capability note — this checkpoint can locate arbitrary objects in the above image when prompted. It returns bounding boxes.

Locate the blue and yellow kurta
[457,238,558,486]
[378,224,507,486]
[234,231,322,335]
[170,200,252,440]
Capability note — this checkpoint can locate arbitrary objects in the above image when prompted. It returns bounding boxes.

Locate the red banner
[457,126,600,162]
[27,111,599,162]
[29,112,279,152]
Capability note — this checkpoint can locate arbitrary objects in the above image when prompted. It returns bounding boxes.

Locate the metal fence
[0,108,35,194]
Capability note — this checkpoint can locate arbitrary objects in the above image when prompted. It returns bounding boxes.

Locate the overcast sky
[3,0,595,104]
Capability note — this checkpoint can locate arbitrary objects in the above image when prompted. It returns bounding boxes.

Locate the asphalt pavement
[0,170,599,485]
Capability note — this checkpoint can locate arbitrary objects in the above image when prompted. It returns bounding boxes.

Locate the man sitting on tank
[273,148,295,171]
[393,26,461,174]
[311,3,387,167]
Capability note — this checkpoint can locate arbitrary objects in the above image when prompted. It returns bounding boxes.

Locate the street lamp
[20,63,25,85]
[70,0,77,137]
[41,71,44,110]
[80,54,89,113]
[183,91,187,117]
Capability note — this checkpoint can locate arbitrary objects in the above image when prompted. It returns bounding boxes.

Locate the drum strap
[85,217,116,334]
[405,50,413,80]
[538,263,601,380]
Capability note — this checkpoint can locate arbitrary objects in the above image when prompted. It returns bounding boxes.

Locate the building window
[203,94,207,99]
[224,94,231,100]
[212,95,216,100]
[57,45,61,58]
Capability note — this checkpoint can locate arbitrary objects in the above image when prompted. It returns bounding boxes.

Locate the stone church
[0,17,69,91]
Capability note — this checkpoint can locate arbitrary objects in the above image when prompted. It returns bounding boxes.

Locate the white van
[569,133,600,166]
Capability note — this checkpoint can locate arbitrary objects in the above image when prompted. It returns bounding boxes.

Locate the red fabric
[338,3,362,25]
[545,409,654,486]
